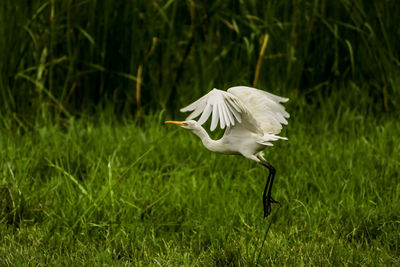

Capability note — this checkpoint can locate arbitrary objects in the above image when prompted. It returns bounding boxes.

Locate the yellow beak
[165,121,187,126]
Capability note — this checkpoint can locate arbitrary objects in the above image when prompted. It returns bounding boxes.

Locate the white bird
[165,86,289,217]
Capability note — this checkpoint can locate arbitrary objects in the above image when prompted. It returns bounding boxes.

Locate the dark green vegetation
[1,0,399,116]
[1,0,400,265]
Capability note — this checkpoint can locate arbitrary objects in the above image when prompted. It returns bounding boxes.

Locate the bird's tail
[256,134,287,146]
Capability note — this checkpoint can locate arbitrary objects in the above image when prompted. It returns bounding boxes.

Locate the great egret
[165,86,289,217]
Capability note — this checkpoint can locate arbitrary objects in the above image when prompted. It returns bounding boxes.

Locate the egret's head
[165,120,199,130]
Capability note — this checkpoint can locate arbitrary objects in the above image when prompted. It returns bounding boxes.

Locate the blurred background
[1,0,399,121]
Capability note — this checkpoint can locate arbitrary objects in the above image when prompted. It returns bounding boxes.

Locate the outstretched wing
[227,86,289,134]
[180,88,262,134]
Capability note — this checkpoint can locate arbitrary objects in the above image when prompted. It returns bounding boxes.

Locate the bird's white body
[166,86,289,217]
[189,122,273,157]
[178,86,289,162]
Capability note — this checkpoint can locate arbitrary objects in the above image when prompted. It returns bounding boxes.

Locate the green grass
[1,93,399,265]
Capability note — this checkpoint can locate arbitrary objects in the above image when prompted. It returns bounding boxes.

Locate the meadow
[1,92,399,265]
[1,0,400,265]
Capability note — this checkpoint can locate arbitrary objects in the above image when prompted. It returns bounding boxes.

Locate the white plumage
[166,86,290,217]
[181,86,289,139]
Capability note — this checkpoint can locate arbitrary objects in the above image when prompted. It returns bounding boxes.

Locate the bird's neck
[192,125,223,153]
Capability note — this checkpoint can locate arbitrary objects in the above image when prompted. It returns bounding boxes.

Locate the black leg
[262,166,272,217]
[261,162,279,218]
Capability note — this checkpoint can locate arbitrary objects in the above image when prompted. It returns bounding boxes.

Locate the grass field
[1,90,399,265]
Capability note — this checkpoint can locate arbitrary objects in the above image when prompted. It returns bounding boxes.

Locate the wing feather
[211,101,219,131]
[228,86,290,134]
[226,99,241,123]
[180,94,207,112]
[217,102,225,129]
[229,98,242,113]
[180,88,262,133]
[223,103,234,126]
[186,99,207,120]
[221,102,232,127]
[198,103,212,125]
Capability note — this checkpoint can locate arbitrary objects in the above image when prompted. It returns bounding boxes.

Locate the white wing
[180,88,262,134]
[227,86,289,134]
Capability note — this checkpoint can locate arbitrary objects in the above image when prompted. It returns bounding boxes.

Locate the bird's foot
[263,196,280,218]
